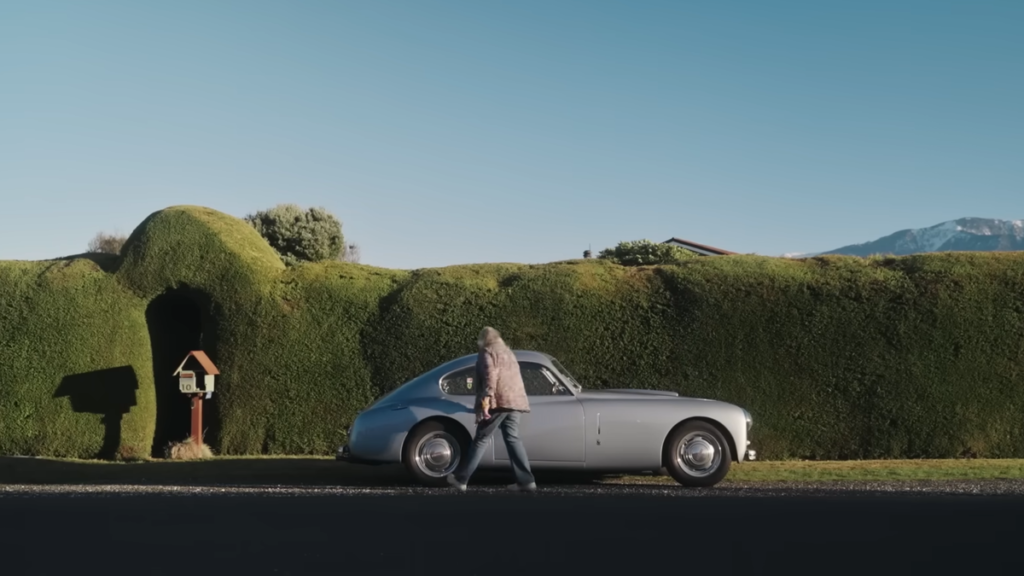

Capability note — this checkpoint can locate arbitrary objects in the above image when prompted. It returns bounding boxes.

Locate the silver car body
[340,350,754,473]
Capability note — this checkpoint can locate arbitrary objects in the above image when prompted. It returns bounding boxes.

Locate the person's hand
[477,397,492,423]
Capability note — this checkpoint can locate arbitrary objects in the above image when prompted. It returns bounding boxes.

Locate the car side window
[439,367,476,396]
[441,363,572,397]
[519,362,571,396]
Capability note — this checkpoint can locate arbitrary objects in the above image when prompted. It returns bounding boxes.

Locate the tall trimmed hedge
[359,254,1024,459]
[1,205,1023,460]
[653,254,1024,459]
[0,257,152,459]
[113,206,411,454]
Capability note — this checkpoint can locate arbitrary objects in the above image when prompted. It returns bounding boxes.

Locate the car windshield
[549,358,583,393]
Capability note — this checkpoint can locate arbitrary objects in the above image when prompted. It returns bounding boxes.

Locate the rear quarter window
[439,367,476,396]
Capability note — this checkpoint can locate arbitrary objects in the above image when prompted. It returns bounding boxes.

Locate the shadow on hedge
[56,252,122,273]
[53,366,140,460]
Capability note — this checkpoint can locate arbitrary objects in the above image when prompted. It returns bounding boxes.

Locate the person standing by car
[446,326,537,492]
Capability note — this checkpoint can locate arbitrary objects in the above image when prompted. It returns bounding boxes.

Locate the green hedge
[360,254,1024,459]
[1,205,1023,460]
[210,262,406,454]
[0,257,152,459]
[114,206,406,455]
[653,254,1024,459]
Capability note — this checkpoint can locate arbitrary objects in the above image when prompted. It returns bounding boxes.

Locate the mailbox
[178,370,214,394]
[179,370,197,393]
[173,350,219,396]
[171,350,221,447]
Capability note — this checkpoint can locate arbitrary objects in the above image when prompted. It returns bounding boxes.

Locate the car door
[493,361,585,463]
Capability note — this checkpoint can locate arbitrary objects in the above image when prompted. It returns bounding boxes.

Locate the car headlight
[743,408,752,433]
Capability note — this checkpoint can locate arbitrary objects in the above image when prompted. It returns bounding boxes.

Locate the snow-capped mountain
[812,218,1024,257]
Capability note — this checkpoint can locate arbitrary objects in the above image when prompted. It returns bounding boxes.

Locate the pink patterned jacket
[475,342,530,413]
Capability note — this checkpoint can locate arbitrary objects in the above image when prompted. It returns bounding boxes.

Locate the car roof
[514,350,552,363]
[380,350,564,403]
[446,349,551,363]
[434,349,553,373]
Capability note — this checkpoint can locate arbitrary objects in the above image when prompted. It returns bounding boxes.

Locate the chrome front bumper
[336,445,352,461]
[335,445,386,466]
[744,439,756,461]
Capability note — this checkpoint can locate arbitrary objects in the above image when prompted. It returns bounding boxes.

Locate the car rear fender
[400,415,473,465]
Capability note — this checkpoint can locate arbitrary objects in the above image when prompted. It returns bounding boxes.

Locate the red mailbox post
[173,350,219,446]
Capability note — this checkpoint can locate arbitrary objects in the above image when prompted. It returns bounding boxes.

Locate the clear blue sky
[2,0,1021,268]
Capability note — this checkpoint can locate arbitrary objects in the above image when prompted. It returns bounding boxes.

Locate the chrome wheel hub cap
[677,432,722,477]
[416,432,460,477]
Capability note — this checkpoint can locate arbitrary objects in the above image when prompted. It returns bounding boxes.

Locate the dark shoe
[446,474,467,492]
[507,482,537,493]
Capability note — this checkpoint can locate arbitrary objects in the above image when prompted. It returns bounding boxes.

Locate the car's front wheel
[402,420,466,487]
[663,420,732,487]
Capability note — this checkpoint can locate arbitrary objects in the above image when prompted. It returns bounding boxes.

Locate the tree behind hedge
[598,239,698,266]
[87,231,127,255]
[245,204,344,266]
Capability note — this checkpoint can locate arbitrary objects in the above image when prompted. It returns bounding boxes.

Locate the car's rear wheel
[663,420,732,487]
[402,420,465,487]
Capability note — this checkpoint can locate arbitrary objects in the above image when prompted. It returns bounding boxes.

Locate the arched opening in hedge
[145,287,221,457]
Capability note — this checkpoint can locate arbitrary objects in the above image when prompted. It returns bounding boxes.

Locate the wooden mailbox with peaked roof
[173,350,220,446]
[174,350,219,395]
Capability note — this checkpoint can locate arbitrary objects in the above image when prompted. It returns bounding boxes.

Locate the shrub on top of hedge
[598,239,698,266]
[244,204,345,266]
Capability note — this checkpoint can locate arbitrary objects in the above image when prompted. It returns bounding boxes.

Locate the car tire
[663,420,732,488]
[402,420,466,487]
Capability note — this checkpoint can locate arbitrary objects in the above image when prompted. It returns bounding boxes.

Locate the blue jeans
[453,410,535,486]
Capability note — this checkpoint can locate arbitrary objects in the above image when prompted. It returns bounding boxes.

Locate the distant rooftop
[663,238,736,256]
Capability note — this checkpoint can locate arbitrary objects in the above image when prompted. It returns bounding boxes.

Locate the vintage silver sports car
[337,350,755,487]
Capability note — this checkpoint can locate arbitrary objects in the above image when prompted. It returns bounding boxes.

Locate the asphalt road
[3,483,1024,575]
